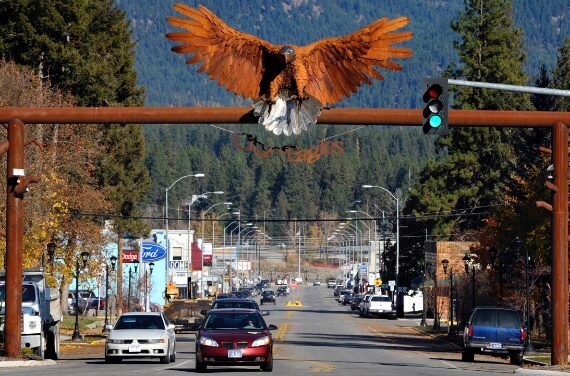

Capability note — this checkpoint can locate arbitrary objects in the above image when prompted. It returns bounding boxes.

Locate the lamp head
[441,259,449,274]
[47,243,56,264]
[510,237,523,253]
[110,255,118,271]
[80,251,90,267]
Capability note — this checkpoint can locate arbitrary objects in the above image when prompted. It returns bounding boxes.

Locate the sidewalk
[403,313,570,374]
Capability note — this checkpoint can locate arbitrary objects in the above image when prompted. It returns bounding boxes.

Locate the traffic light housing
[422,77,448,135]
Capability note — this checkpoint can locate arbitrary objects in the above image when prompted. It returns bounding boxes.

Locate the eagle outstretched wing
[298,17,413,105]
[166,3,282,101]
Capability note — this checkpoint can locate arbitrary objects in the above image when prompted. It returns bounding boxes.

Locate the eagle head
[280,46,295,63]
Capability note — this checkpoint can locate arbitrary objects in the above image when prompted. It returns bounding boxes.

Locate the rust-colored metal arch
[0,107,567,364]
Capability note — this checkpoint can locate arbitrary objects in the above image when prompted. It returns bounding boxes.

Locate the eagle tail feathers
[253,93,322,136]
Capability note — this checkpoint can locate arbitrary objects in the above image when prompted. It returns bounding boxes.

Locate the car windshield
[204,313,265,330]
[115,315,165,330]
[212,301,258,310]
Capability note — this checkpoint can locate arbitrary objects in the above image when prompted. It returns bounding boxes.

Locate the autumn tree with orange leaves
[0,59,111,313]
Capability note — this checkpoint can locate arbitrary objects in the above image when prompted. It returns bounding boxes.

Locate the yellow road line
[307,360,336,372]
[274,322,290,342]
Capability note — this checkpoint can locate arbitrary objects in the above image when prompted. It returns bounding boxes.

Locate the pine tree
[408,0,533,239]
[552,37,570,111]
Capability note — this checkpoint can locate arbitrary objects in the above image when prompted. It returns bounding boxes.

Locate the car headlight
[198,336,219,347]
[106,339,125,344]
[148,339,166,344]
[252,336,270,347]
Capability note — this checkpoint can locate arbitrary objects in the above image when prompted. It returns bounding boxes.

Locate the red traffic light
[422,78,448,135]
[427,84,443,99]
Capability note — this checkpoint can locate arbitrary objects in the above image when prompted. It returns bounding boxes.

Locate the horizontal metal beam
[0,107,569,127]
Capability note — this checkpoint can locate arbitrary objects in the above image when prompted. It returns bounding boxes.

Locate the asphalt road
[0,284,565,375]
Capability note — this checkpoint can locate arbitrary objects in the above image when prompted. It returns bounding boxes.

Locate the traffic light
[422,77,448,135]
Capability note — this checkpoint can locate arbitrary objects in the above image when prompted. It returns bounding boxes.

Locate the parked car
[462,307,525,365]
[276,286,289,296]
[87,298,107,312]
[195,308,277,372]
[313,280,321,286]
[333,284,345,297]
[200,298,269,316]
[337,289,353,304]
[362,295,393,318]
[260,289,276,305]
[104,311,176,364]
[68,290,97,314]
[327,279,337,288]
[351,294,364,311]
[343,292,356,306]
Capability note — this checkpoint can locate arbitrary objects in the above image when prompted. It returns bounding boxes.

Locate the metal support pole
[128,267,132,312]
[103,267,110,333]
[471,265,475,309]
[525,245,534,353]
[5,118,25,357]
[449,269,454,337]
[72,259,82,341]
[549,122,568,365]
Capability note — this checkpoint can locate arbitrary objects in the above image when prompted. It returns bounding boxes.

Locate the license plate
[489,342,502,349]
[128,344,141,353]
[228,350,242,358]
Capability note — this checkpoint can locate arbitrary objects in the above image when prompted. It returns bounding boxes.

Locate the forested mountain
[114,0,570,234]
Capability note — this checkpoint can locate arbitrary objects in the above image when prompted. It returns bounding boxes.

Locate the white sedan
[105,311,176,363]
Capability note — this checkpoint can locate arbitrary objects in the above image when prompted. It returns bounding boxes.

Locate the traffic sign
[374,278,382,287]
[291,281,297,288]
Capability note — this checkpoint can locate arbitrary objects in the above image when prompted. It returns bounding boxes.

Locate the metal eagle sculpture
[166,3,413,136]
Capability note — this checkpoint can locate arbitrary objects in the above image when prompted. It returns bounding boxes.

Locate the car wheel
[160,345,171,364]
[461,348,474,362]
[273,300,276,305]
[195,355,207,372]
[170,343,176,362]
[509,350,523,365]
[260,301,263,305]
[260,356,273,372]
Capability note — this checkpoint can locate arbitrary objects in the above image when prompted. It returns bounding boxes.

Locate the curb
[0,359,56,368]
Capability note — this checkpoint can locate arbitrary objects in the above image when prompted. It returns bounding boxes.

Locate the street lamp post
[441,259,454,337]
[72,251,90,341]
[462,253,476,310]
[145,262,155,312]
[127,260,139,311]
[362,184,400,317]
[512,237,534,353]
[200,200,231,297]
[164,173,205,290]
[102,255,117,333]
[420,261,430,327]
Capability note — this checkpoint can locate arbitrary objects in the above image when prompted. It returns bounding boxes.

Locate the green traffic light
[428,114,442,128]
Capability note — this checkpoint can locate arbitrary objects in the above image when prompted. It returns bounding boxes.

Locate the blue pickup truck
[461,307,525,365]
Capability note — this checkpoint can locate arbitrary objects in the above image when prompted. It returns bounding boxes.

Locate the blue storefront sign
[142,241,167,262]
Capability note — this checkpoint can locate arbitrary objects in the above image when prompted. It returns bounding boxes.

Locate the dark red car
[195,308,277,372]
